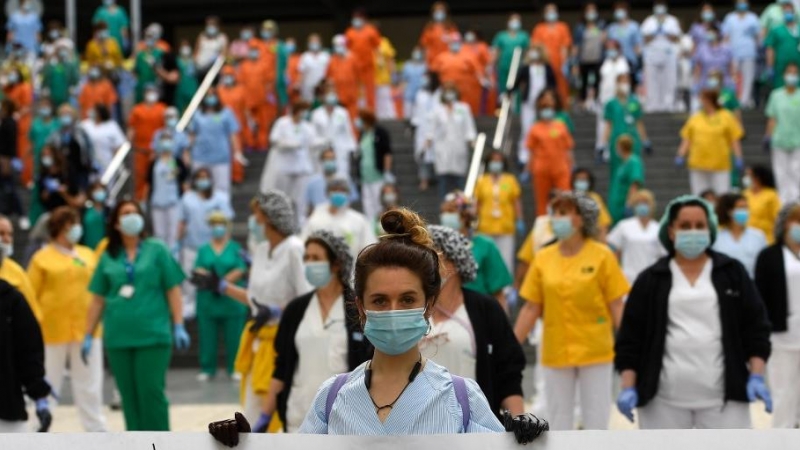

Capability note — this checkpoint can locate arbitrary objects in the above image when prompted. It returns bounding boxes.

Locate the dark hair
[95,104,111,122]
[354,209,441,318]
[107,200,147,257]
[483,150,507,172]
[94,21,108,32]
[47,206,79,239]
[665,199,711,254]
[537,88,565,111]
[750,165,776,189]
[291,100,310,113]
[40,144,66,173]
[203,87,223,112]
[715,193,745,227]
[614,1,629,10]
[572,167,596,191]
[358,109,377,127]
[306,238,352,295]
[0,99,16,117]
[425,70,440,93]
[700,89,721,110]
[786,62,799,73]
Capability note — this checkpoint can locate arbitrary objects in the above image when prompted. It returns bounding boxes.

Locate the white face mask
[0,242,13,259]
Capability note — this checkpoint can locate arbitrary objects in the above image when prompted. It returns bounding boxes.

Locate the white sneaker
[231,372,242,382]
[18,217,30,231]
[196,373,211,382]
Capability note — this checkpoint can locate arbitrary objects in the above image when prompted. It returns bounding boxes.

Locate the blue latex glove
[10,157,23,172]
[44,177,60,192]
[763,67,774,83]
[674,156,686,168]
[173,324,191,351]
[518,169,531,184]
[383,172,397,185]
[735,157,745,171]
[81,335,92,365]
[616,387,638,423]
[506,288,519,312]
[643,140,653,156]
[217,279,229,295]
[516,219,525,235]
[747,374,773,413]
[762,136,772,153]
[35,398,52,432]
[253,412,272,433]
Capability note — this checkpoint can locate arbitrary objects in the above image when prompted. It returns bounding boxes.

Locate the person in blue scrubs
[712,192,768,278]
[188,88,242,195]
[5,1,42,58]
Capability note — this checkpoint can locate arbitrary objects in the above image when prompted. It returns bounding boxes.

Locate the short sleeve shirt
[681,109,744,171]
[766,87,800,150]
[475,173,522,235]
[190,108,240,164]
[463,235,513,295]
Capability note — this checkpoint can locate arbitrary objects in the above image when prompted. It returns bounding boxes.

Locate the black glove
[643,140,653,156]
[503,410,548,445]
[190,269,221,292]
[209,412,251,448]
[594,146,607,165]
[762,136,772,153]
[249,302,278,333]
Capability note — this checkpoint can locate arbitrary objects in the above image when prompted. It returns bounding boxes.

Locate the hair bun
[380,208,434,249]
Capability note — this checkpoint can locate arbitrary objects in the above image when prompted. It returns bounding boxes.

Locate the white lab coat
[427,101,477,176]
[301,203,378,258]
[310,105,357,177]
[298,51,331,102]
[411,89,440,164]
[641,14,682,112]
[247,235,311,315]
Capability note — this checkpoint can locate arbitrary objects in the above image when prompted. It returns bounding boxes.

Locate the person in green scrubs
[601,73,651,186]
[492,13,530,93]
[84,200,189,431]
[41,50,79,109]
[82,182,108,250]
[28,99,61,226]
[761,0,794,35]
[439,190,513,310]
[133,38,164,103]
[92,0,130,52]
[192,212,248,380]
[175,40,199,115]
[706,71,744,187]
[608,135,644,223]
[765,4,800,89]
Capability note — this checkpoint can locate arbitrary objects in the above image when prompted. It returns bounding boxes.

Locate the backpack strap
[325,372,350,424]
[451,375,470,431]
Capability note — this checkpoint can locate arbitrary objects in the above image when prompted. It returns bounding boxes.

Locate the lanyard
[434,304,477,357]
[123,243,142,284]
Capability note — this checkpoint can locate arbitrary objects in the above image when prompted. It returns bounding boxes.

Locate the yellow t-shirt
[375,38,396,86]
[0,258,41,323]
[588,191,612,230]
[681,109,744,171]
[27,244,100,344]
[520,240,630,368]
[745,188,781,245]
[476,174,522,235]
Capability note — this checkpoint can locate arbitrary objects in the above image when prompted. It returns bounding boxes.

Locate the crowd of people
[1,0,800,440]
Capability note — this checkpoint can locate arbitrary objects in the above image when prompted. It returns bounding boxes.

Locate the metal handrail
[100,55,226,196]
[463,133,486,199]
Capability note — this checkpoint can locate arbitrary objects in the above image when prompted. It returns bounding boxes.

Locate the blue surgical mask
[550,216,575,240]
[574,180,590,193]
[166,117,178,128]
[440,212,462,230]
[222,75,235,86]
[586,11,598,22]
[742,175,752,189]
[159,139,174,153]
[488,161,504,174]
[545,11,559,22]
[119,213,145,237]
[654,5,668,15]
[634,203,651,218]
[702,11,715,23]
[785,12,796,23]
[195,178,212,191]
[211,224,227,239]
[732,208,750,226]
[305,261,332,288]
[285,42,297,53]
[39,107,52,117]
[92,190,107,203]
[433,10,446,22]
[539,108,555,120]
[59,114,73,127]
[674,230,710,259]
[261,30,274,40]
[736,2,748,12]
[449,42,461,53]
[325,92,338,105]
[241,30,253,41]
[615,9,627,20]
[322,160,337,175]
[204,95,219,107]
[41,156,53,167]
[329,191,349,208]
[249,216,265,242]
[354,117,364,130]
[606,49,619,59]
[364,308,429,355]
[0,242,13,258]
[352,17,365,28]
[509,19,521,31]
[706,77,721,89]
[66,224,83,244]
[790,224,800,245]
[309,42,321,52]
[785,73,799,87]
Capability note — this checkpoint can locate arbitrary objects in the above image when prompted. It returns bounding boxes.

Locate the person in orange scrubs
[327,34,360,120]
[419,1,459,67]
[128,85,166,201]
[432,33,484,117]
[3,67,33,186]
[284,38,301,104]
[462,28,492,116]
[78,66,118,120]
[532,3,573,106]
[218,65,247,184]
[238,45,271,151]
[525,91,575,216]
[256,20,281,129]
[345,9,381,111]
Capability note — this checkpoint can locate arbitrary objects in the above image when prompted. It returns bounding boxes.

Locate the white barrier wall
[1,430,800,450]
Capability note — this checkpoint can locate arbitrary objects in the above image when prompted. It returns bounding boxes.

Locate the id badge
[119,285,135,299]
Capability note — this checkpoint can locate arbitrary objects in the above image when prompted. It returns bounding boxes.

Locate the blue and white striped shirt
[298,360,505,435]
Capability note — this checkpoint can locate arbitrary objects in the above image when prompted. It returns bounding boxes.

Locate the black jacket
[513,64,557,102]
[272,291,372,430]
[755,244,790,332]
[0,279,51,421]
[615,251,771,407]
[462,288,526,418]
[352,125,391,184]
[0,117,18,158]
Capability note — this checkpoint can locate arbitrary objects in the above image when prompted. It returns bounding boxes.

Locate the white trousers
[271,172,310,227]
[403,99,414,120]
[772,149,800,204]
[181,247,198,320]
[595,108,607,150]
[735,58,756,108]
[542,363,612,430]
[486,233,515,276]
[375,86,397,120]
[193,162,231,196]
[0,419,28,432]
[518,103,537,165]
[638,397,751,429]
[151,205,181,251]
[45,341,107,432]
[769,347,800,428]
[644,56,679,112]
[689,170,730,196]
[361,181,384,224]
[242,374,262,425]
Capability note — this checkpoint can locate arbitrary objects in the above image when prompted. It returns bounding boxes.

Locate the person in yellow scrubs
[0,214,40,322]
[743,165,782,244]
[27,206,106,431]
[514,192,629,430]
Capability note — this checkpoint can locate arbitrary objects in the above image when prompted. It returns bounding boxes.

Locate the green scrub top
[89,238,185,349]
[604,95,643,180]
[761,4,787,34]
[194,240,249,318]
[276,41,289,107]
[176,57,199,115]
[134,48,164,102]
[92,6,129,50]
[82,206,106,250]
[41,62,79,108]
[492,30,530,92]
[766,86,800,149]
[609,154,645,223]
[463,234,513,295]
[765,24,800,89]
[28,117,61,225]
[718,87,741,112]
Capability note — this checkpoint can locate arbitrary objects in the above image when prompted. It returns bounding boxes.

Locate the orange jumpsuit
[345,24,381,111]
[532,22,572,106]
[78,80,118,119]
[525,120,574,215]
[286,53,301,104]
[463,42,492,115]
[5,82,34,185]
[432,50,482,114]
[237,59,272,151]
[218,77,247,184]
[256,39,281,126]
[419,22,458,67]
[129,102,166,201]
[326,54,360,119]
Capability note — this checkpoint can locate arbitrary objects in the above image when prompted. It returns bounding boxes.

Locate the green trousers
[197,313,246,376]
[106,345,172,431]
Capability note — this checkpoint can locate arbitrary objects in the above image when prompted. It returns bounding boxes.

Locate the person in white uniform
[755,202,800,428]
[607,190,667,286]
[411,72,440,191]
[616,195,773,429]
[427,83,477,199]
[310,88,357,178]
[712,193,768,278]
[298,34,331,103]
[641,1,683,112]
[302,177,377,257]
[513,44,555,166]
[81,104,127,175]
[595,40,630,152]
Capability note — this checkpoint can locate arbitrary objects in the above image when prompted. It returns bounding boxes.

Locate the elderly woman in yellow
[513,192,629,431]
[743,165,782,244]
[26,207,107,431]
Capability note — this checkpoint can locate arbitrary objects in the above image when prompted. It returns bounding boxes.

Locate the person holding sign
[209,209,548,445]
[84,200,188,431]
